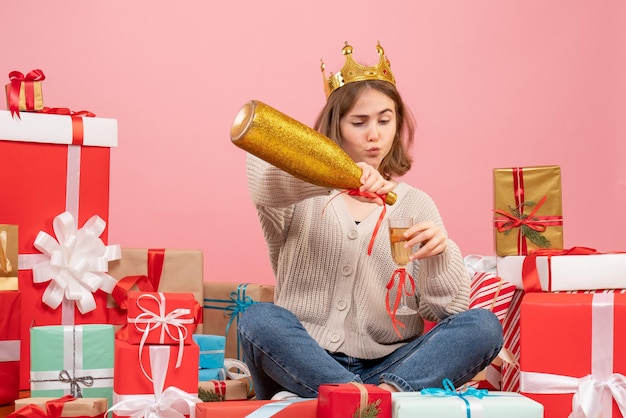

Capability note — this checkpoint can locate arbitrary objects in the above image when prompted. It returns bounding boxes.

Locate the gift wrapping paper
[30,325,114,407]
[203,282,275,360]
[500,289,524,392]
[1,110,118,389]
[195,399,317,418]
[392,390,543,417]
[110,341,200,418]
[107,248,204,333]
[520,292,626,417]
[317,383,391,418]
[197,378,251,401]
[0,225,18,291]
[5,69,45,117]
[14,396,108,418]
[126,291,200,346]
[0,291,20,405]
[497,249,626,291]
[493,165,563,256]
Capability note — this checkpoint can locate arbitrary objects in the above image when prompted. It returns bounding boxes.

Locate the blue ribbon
[420,378,488,418]
[203,283,257,359]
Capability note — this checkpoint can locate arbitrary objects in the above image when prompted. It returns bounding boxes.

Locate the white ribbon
[127,292,194,374]
[108,345,201,418]
[244,399,311,418]
[520,293,626,418]
[223,358,252,380]
[0,340,20,361]
[28,211,121,315]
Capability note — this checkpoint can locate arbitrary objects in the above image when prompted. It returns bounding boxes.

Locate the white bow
[31,211,121,313]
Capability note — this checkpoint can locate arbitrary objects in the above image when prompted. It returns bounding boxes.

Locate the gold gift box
[203,282,275,360]
[493,165,563,256]
[0,225,18,291]
[4,81,44,112]
[14,397,108,417]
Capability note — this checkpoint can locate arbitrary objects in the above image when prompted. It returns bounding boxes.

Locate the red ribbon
[493,168,563,255]
[521,246,600,292]
[211,380,227,398]
[385,267,416,338]
[8,395,85,418]
[323,189,388,255]
[7,69,45,118]
[112,249,166,339]
[39,107,96,145]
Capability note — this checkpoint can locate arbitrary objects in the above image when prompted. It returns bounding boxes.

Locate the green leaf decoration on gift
[198,387,224,402]
[352,399,381,418]
[502,201,551,248]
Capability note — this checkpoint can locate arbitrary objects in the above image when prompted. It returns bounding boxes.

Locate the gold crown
[321,41,396,98]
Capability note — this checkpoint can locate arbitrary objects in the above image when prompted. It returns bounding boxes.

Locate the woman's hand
[405,220,447,260]
[355,162,395,204]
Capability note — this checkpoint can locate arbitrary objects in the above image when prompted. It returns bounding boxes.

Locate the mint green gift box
[392,391,544,417]
[30,325,114,407]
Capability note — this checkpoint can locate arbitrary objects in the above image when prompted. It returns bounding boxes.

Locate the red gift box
[195,399,317,418]
[0,291,20,405]
[110,340,200,418]
[0,110,118,389]
[520,292,626,417]
[318,383,392,418]
[126,291,200,346]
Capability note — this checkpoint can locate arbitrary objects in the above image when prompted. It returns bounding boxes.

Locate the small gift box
[520,292,626,417]
[317,383,391,418]
[107,248,204,332]
[110,341,200,418]
[1,109,118,389]
[13,396,108,418]
[203,282,275,360]
[30,325,114,407]
[198,379,251,401]
[0,291,20,405]
[126,291,200,346]
[5,69,45,118]
[0,225,18,291]
[195,399,317,418]
[193,334,226,369]
[392,385,543,417]
[493,165,563,256]
[497,248,626,291]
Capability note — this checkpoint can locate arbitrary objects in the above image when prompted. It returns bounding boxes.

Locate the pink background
[3,1,625,285]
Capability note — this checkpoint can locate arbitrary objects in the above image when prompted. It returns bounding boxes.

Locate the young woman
[238,42,503,400]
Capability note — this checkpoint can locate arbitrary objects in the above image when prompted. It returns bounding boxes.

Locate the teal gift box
[193,334,226,369]
[30,325,114,407]
[392,390,544,417]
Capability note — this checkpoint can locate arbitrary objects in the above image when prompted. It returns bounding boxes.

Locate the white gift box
[496,253,626,291]
[0,110,117,147]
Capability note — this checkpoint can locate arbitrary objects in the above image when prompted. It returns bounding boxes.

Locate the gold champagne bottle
[230,100,397,205]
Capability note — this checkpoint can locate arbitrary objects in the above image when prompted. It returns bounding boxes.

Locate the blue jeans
[237,303,503,399]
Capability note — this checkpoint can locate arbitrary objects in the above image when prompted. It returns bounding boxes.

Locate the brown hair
[313,80,415,179]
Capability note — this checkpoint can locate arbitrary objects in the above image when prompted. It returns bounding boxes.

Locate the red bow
[7,69,45,118]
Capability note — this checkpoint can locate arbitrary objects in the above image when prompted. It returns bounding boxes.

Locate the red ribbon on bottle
[7,69,45,119]
[521,246,600,293]
[323,189,388,256]
[385,267,416,338]
[493,168,563,255]
[7,395,94,418]
[39,107,96,145]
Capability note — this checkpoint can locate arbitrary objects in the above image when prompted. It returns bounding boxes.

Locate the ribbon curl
[7,69,45,119]
[385,267,415,338]
[31,211,121,314]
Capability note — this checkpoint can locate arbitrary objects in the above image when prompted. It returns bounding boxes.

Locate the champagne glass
[388,217,417,316]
